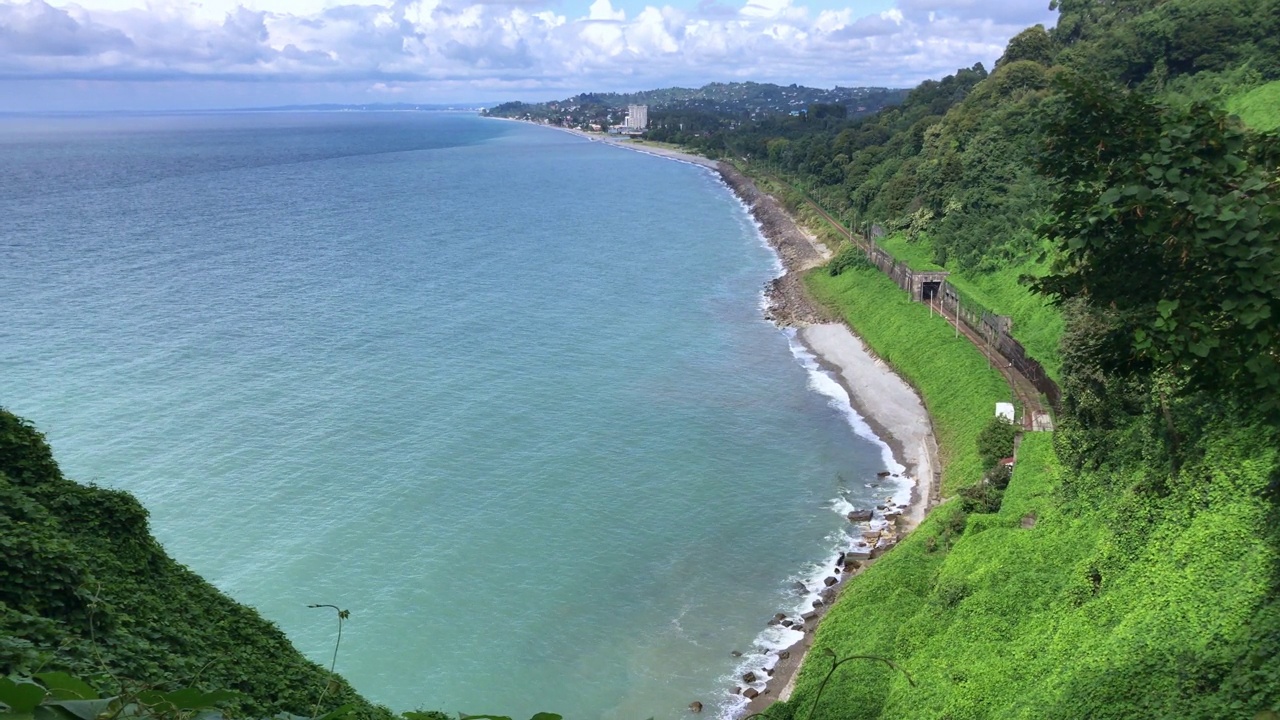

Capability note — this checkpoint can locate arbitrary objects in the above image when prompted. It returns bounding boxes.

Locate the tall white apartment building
[626,104,649,130]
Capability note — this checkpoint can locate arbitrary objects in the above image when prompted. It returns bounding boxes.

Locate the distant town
[482,82,909,139]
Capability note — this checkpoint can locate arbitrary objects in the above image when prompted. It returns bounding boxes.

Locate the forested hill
[717,0,1280,718]
[482,82,907,133]
[683,0,1279,275]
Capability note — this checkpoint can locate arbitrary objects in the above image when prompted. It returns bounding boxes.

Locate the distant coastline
[506,117,941,717]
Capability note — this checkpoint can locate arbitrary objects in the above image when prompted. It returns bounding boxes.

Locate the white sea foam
[713,177,786,322]
[712,329,918,719]
[784,328,903,476]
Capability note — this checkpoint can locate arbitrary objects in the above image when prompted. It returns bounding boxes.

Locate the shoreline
[715,163,939,715]
[504,119,941,716]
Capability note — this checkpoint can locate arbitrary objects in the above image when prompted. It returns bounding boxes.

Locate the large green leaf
[33,675,96,702]
[0,679,47,714]
[42,699,117,720]
[158,689,238,711]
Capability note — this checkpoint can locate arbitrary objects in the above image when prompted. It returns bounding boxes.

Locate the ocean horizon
[0,111,905,719]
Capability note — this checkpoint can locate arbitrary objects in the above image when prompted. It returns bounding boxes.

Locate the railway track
[801,196,1054,430]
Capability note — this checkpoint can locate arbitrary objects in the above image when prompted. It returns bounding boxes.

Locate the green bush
[976,416,1018,470]
[827,244,871,276]
[957,481,1003,514]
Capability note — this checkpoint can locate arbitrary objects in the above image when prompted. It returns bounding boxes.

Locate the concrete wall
[857,237,1061,412]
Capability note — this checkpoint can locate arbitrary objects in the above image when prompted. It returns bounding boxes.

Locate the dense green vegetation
[771,422,1278,719]
[1228,80,1280,131]
[0,411,391,720]
[778,189,1279,718]
[1035,74,1280,406]
[674,0,1280,396]
[741,1,1280,715]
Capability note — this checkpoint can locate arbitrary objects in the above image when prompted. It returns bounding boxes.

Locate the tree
[1034,73,1280,408]
[997,24,1057,67]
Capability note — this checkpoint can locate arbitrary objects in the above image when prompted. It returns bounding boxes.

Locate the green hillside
[771,268,1280,718]
[711,0,1280,717]
[0,410,392,720]
[679,0,1280,390]
[1228,79,1280,130]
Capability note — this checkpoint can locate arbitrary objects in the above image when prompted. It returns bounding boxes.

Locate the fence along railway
[800,191,1057,431]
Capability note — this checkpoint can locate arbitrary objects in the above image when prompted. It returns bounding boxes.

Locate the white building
[625,104,648,130]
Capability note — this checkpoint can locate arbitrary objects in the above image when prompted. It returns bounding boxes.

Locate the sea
[0,112,905,719]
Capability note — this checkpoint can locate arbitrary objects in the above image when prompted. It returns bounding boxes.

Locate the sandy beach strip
[484,116,722,169]
[799,323,938,532]
[598,138,722,169]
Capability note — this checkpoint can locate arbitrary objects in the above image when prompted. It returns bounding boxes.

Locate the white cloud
[585,0,623,21]
[0,0,1057,106]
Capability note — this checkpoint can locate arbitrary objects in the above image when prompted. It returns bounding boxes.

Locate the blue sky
[0,0,1056,110]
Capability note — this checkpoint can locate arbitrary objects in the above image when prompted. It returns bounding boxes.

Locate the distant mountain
[235,102,488,112]
[483,82,909,133]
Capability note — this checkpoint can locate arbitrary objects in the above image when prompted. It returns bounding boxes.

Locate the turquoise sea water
[0,113,903,719]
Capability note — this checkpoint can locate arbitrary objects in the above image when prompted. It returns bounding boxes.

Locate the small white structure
[995,402,1016,423]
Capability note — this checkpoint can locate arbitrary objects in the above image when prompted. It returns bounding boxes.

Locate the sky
[0,0,1057,110]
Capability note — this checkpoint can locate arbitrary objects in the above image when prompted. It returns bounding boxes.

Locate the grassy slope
[877,232,1063,381]
[850,425,1274,720]
[772,267,1280,719]
[1227,79,1280,131]
[0,410,392,720]
[806,267,1010,494]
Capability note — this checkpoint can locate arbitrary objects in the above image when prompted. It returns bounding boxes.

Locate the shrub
[976,416,1018,470]
[828,244,872,276]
